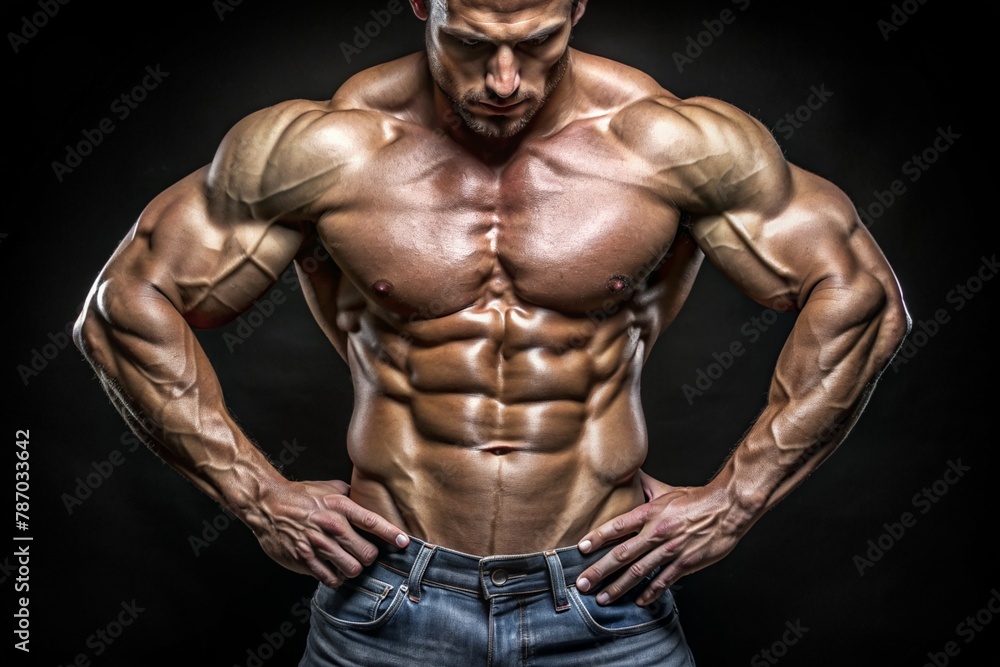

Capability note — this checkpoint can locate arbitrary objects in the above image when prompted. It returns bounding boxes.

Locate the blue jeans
[299,534,696,666]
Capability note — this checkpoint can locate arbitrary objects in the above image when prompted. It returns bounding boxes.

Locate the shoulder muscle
[206,99,387,221]
[613,95,792,215]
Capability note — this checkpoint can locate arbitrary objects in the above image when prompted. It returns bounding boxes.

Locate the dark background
[6,0,994,665]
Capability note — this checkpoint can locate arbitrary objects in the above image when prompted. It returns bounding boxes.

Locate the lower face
[428,42,571,140]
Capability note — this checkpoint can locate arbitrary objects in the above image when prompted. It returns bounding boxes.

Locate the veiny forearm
[74,277,285,517]
[709,271,910,525]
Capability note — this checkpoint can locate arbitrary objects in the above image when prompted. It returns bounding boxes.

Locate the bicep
[688,164,897,315]
[689,164,909,430]
[100,166,306,330]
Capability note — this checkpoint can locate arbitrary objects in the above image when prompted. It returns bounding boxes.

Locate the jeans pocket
[567,584,678,638]
[310,572,409,631]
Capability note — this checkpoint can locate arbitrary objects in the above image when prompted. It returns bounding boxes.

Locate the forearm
[708,272,910,526]
[74,277,286,518]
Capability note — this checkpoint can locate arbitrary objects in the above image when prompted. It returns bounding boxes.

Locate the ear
[409,0,430,21]
[571,0,587,26]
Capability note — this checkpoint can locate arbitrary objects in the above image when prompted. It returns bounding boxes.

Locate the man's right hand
[244,479,410,588]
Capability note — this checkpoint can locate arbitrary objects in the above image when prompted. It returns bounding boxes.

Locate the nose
[485,45,520,99]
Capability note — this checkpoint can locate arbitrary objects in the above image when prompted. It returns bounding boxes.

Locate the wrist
[218,456,289,524]
[707,460,770,529]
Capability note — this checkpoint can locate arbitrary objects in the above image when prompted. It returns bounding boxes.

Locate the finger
[641,481,654,501]
[307,528,371,578]
[301,548,346,588]
[577,506,647,555]
[326,479,351,495]
[635,566,676,607]
[320,494,409,552]
[309,509,381,572]
[597,538,683,606]
[279,528,350,586]
[575,533,649,594]
[635,541,725,606]
[342,497,410,548]
[637,471,674,500]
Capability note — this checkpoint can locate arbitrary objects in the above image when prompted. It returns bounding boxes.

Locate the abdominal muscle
[341,296,652,556]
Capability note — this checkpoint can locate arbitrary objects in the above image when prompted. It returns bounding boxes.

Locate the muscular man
[73,0,910,664]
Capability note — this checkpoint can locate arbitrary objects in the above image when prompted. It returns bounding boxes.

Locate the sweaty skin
[74,0,909,606]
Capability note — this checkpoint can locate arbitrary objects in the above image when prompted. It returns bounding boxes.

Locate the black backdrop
[6,1,994,665]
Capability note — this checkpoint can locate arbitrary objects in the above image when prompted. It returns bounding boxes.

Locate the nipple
[606,275,631,294]
[371,279,394,297]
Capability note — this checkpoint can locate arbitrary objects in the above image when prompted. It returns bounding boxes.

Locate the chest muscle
[318,127,679,318]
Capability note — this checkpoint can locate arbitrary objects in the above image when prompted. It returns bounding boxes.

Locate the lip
[478,99,525,113]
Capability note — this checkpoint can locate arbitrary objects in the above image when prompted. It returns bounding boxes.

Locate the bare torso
[295,51,703,554]
[76,12,907,593]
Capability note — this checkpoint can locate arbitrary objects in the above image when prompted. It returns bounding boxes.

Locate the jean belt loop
[543,550,571,612]
[407,543,437,603]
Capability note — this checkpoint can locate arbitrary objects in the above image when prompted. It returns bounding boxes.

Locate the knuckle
[325,494,349,511]
[326,523,348,538]
[611,517,629,532]
[612,542,631,562]
[293,541,313,561]
[359,545,378,565]
[628,562,646,579]
[675,556,696,571]
[651,519,672,539]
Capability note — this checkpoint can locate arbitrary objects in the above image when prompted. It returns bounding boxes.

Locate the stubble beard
[434,47,571,140]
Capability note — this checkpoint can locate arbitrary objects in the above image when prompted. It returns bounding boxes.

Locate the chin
[458,99,544,139]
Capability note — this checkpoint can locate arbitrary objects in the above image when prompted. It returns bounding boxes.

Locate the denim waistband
[372,534,618,611]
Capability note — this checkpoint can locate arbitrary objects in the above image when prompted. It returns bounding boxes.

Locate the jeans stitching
[566,586,678,637]
[310,583,409,631]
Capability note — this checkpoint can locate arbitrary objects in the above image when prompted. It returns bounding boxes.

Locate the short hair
[428,0,581,17]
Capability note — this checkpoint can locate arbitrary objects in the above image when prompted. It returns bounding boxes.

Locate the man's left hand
[575,470,750,606]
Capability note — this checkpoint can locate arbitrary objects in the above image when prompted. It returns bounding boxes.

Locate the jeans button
[491,568,509,585]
